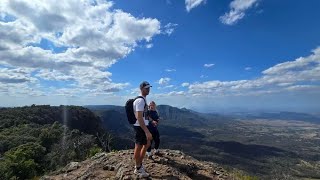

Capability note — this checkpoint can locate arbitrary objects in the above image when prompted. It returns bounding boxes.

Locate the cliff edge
[41,149,231,180]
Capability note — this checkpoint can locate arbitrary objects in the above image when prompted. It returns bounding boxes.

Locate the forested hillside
[0,105,107,179]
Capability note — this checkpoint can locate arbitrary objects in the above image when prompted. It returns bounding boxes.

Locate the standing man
[133,81,153,177]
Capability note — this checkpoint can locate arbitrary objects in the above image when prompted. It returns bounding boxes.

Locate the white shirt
[133,96,149,126]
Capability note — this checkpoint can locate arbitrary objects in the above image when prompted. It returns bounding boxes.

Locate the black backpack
[125,96,146,124]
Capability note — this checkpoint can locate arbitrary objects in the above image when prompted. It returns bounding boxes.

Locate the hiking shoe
[147,155,154,160]
[146,151,152,157]
[154,149,160,155]
[134,165,149,178]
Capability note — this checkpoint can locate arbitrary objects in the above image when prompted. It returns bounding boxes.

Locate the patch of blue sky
[55,32,63,38]
[89,0,98,6]
[0,64,11,69]
[28,38,68,53]
[0,13,16,22]
[30,71,39,77]
[294,81,320,86]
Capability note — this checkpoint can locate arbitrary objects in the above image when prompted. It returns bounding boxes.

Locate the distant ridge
[86,104,320,124]
[233,111,320,123]
[84,105,123,111]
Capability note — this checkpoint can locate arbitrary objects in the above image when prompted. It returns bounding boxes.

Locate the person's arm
[146,111,153,123]
[155,111,160,123]
[149,111,159,126]
[148,115,155,122]
[134,99,152,140]
[136,111,152,140]
[136,111,148,131]
[149,117,157,126]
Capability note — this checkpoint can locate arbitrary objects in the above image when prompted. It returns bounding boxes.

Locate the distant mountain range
[86,105,320,124]
[85,104,233,131]
[231,111,320,123]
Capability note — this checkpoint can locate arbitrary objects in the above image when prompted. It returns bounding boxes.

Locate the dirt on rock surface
[41,149,231,180]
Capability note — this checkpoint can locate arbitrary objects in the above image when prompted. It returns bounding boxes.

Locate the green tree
[3,142,46,179]
[39,122,63,151]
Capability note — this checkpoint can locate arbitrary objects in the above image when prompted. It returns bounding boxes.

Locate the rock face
[41,149,231,180]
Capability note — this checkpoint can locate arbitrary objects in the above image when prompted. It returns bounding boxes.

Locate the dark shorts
[134,126,147,145]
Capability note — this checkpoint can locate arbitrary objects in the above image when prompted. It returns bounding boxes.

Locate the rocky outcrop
[41,149,231,180]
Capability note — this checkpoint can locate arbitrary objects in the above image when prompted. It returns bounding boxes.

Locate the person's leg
[133,126,150,177]
[134,143,149,178]
[146,127,153,153]
[140,139,150,158]
[146,139,153,157]
[154,130,160,152]
[134,126,145,168]
[134,144,143,167]
[137,126,149,166]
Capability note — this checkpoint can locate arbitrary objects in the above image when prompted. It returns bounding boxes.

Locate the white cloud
[262,56,315,75]
[146,47,320,113]
[0,73,44,97]
[219,0,259,25]
[35,69,74,81]
[285,85,319,91]
[185,0,206,12]
[165,68,176,72]
[107,10,161,43]
[204,63,215,68]
[51,88,83,97]
[188,47,320,96]
[0,67,35,83]
[158,77,171,85]
[0,0,163,98]
[245,67,252,70]
[168,91,185,96]
[130,88,141,95]
[163,23,178,36]
[157,85,174,90]
[146,44,153,48]
[181,82,190,87]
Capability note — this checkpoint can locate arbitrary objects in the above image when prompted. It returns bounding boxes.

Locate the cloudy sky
[1,0,320,113]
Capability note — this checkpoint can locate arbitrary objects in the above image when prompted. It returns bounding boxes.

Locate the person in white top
[133,81,153,178]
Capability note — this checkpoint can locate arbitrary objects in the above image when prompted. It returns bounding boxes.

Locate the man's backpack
[125,96,146,124]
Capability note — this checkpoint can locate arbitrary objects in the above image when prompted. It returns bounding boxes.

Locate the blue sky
[0,0,320,113]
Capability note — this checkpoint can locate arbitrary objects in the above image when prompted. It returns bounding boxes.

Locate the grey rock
[115,166,125,179]
[123,175,131,180]
[110,166,115,171]
[91,152,106,160]
[65,162,80,172]
[103,165,109,170]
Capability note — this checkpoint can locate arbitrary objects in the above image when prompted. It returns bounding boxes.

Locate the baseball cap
[140,81,152,89]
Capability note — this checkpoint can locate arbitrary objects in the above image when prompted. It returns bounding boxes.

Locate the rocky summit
[41,149,231,180]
